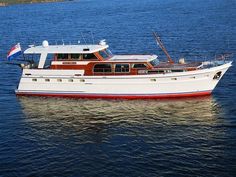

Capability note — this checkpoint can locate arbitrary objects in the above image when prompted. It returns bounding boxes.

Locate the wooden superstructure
[24,40,203,76]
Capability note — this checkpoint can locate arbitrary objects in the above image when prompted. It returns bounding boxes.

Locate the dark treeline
[0,0,64,6]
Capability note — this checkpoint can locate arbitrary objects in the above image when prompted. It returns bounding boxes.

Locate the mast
[153,32,174,64]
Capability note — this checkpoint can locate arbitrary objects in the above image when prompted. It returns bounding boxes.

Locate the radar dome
[42,40,49,48]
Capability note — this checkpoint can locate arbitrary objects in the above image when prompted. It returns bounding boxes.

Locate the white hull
[15,62,232,99]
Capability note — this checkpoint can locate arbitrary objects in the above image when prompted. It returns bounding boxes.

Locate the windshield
[99,49,113,60]
[150,58,159,67]
[99,50,109,59]
[105,49,113,57]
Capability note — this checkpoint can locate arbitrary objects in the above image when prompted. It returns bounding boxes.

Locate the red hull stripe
[15,91,212,99]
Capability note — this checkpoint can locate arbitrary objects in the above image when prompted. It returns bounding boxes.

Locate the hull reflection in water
[19,96,225,139]
[17,96,231,176]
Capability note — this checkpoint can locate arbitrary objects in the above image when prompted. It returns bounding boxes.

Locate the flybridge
[24,41,109,54]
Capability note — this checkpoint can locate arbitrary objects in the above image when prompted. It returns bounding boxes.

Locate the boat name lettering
[62,62,77,65]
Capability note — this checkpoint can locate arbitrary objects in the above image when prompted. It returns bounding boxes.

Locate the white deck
[109,54,157,62]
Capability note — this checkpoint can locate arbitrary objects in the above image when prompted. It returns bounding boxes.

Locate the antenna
[153,32,174,64]
[80,32,90,49]
[81,32,87,45]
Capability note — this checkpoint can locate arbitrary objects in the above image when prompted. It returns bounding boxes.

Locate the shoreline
[0,0,66,6]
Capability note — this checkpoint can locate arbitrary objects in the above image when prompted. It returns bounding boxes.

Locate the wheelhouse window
[93,64,112,73]
[71,54,81,60]
[83,53,97,60]
[57,54,68,60]
[133,63,147,69]
[150,58,159,67]
[115,64,129,73]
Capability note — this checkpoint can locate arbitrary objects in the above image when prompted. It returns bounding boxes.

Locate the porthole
[150,78,156,82]
[80,79,85,82]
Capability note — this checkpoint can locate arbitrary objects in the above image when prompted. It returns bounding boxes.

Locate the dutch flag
[7,43,22,60]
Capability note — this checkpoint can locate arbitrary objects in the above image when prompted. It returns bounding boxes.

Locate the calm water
[0,0,236,176]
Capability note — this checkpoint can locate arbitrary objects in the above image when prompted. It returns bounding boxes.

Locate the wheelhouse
[24,42,110,68]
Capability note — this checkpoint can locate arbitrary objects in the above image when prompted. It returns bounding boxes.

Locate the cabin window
[71,54,81,60]
[133,63,147,69]
[57,78,62,82]
[68,79,73,82]
[32,78,37,82]
[148,70,164,74]
[115,64,129,73]
[93,64,112,73]
[58,54,68,60]
[83,53,97,60]
[99,50,109,59]
[171,69,184,72]
[45,78,50,82]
